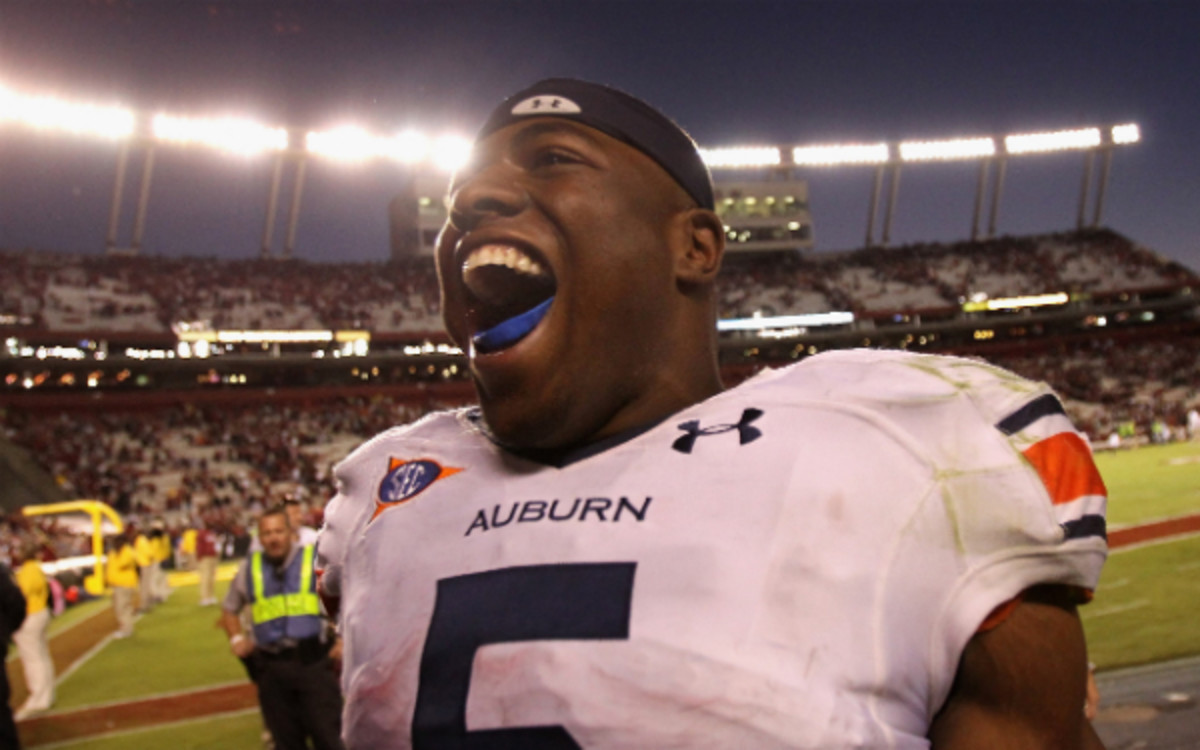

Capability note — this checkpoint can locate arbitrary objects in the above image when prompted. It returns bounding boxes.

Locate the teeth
[462,245,548,278]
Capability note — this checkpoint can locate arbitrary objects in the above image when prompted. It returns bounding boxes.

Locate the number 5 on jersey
[413,563,637,749]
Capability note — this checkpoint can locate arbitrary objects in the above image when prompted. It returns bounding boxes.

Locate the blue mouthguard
[471,297,555,354]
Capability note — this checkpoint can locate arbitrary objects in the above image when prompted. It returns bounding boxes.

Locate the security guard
[222,505,343,750]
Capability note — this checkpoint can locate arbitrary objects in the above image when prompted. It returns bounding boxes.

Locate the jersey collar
[465,407,667,468]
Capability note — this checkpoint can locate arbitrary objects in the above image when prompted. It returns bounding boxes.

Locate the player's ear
[674,207,725,287]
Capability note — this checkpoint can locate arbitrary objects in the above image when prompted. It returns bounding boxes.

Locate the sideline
[46,612,143,693]
[32,679,249,716]
[1087,598,1151,618]
[1096,654,1200,680]
[27,708,259,750]
[18,681,258,748]
[1108,512,1200,552]
[6,600,112,664]
[165,561,239,588]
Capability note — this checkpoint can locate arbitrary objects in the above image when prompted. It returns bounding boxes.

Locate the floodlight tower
[262,153,284,258]
[790,143,891,247]
[305,127,473,259]
[987,155,1007,240]
[151,114,293,258]
[0,77,1145,259]
[283,156,307,259]
[0,84,140,253]
[260,147,308,260]
[1002,125,1142,234]
[1093,124,1141,228]
[106,139,156,255]
[896,136,997,244]
[779,125,1140,249]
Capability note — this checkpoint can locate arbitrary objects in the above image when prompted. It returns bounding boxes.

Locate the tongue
[472,297,554,354]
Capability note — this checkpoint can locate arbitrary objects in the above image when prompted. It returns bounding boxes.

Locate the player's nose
[446,162,529,233]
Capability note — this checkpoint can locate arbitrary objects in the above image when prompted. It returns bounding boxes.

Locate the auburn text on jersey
[465,496,653,536]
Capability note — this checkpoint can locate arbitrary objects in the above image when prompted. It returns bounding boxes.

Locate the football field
[1083,440,1200,669]
[17,441,1200,748]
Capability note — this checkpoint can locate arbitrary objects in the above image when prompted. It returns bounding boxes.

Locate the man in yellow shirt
[151,526,172,603]
[13,544,54,716]
[133,528,156,612]
[179,527,198,571]
[106,535,138,638]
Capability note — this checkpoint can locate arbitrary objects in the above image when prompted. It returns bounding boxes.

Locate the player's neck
[505,369,724,467]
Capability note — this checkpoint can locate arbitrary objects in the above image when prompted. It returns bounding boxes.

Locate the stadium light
[700,147,782,169]
[220,330,333,344]
[717,311,855,331]
[306,127,470,171]
[382,130,429,164]
[792,143,889,167]
[962,292,1070,312]
[431,135,472,172]
[152,114,288,154]
[1005,127,1101,155]
[899,137,995,162]
[0,86,134,140]
[306,126,383,162]
[1112,123,1140,145]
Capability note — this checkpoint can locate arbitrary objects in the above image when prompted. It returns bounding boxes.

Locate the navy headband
[476,78,715,210]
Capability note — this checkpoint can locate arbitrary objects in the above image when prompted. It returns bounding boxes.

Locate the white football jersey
[318,349,1107,749]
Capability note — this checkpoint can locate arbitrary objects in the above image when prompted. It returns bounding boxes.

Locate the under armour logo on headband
[480,78,715,209]
[512,95,582,116]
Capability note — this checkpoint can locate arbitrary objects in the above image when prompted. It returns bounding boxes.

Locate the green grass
[1083,534,1200,670]
[54,578,247,710]
[8,598,110,662]
[38,709,263,750]
[47,598,111,639]
[1094,440,1200,526]
[1079,442,1200,670]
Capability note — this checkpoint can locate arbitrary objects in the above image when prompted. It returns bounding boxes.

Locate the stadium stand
[2,227,1198,565]
[1,229,1191,335]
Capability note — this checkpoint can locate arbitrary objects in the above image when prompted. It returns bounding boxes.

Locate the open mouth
[461,244,556,355]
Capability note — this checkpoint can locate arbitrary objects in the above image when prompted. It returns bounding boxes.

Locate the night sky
[1,1,1197,270]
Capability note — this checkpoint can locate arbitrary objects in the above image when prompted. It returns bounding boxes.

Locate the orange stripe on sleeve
[1021,432,1107,506]
[976,587,1095,634]
[977,594,1022,633]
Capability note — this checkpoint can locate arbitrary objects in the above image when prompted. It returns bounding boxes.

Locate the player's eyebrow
[507,120,607,153]
[445,120,611,205]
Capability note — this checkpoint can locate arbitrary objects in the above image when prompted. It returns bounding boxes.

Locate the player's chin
[475,387,573,451]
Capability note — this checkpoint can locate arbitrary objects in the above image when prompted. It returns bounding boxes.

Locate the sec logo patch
[371,457,463,522]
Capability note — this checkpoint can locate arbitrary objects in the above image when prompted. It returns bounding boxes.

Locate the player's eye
[530,148,580,170]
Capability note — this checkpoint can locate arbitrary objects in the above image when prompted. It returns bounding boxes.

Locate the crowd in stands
[3,332,1199,583]
[4,252,443,335]
[0,392,465,572]
[718,229,1195,319]
[1,395,447,516]
[5,331,1199,527]
[3,229,1193,335]
[3,228,1199,570]
[986,335,1200,441]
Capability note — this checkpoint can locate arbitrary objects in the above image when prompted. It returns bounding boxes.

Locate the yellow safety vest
[249,545,321,625]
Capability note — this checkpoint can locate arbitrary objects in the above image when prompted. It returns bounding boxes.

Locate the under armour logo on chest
[672,408,764,454]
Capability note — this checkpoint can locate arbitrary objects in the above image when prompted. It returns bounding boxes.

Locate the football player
[318,78,1107,748]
